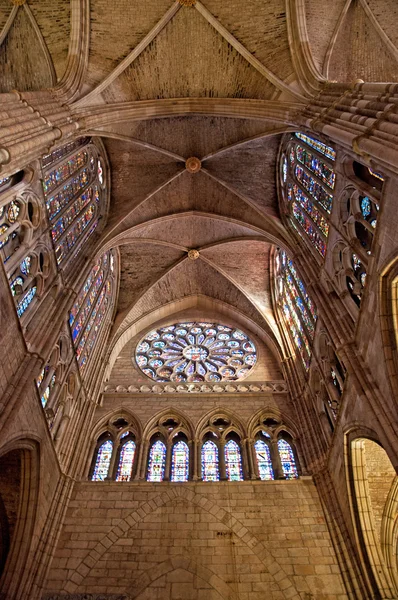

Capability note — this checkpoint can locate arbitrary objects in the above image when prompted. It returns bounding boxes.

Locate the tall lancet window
[280,133,336,258]
[201,440,219,482]
[275,249,317,370]
[225,439,243,481]
[41,138,106,266]
[69,251,116,373]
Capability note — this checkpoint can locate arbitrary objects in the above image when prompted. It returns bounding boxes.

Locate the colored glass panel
[41,373,56,408]
[54,201,96,265]
[42,138,90,168]
[291,184,329,237]
[282,155,288,182]
[69,260,101,325]
[136,322,257,383]
[46,168,91,221]
[368,168,384,182]
[201,440,219,481]
[295,165,333,213]
[16,286,36,317]
[295,133,336,161]
[43,150,88,194]
[171,441,189,482]
[0,177,11,189]
[277,250,317,370]
[296,146,335,190]
[360,196,371,218]
[72,269,104,341]
[278,440,298,479]
[225,440,243,481]
[254,440,274,480]
[147,440,166,482]
[92,440,113,481]
[116,440,136,481]
[291,201,327,257]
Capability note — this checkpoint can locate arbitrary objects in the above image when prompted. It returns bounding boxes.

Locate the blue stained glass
[202,440,219,481]
[147,440,166,482]
[92,440,113,481]
[278,440,298,479]
[20,256,31,276]
[171,441,189,482]
[225,440,243,481]
[17,286,37,317]
[116,441,136,481]
[360,196,371,218]
[254,440,274,480]
[295,133,336,161]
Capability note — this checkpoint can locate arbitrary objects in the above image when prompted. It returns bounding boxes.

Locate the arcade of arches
[0,1,398,599]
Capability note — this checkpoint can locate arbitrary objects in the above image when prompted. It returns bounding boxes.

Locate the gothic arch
[0,438,40,600]
[60,486,299,598]
[131,557,238,600]
[380,253,398,398]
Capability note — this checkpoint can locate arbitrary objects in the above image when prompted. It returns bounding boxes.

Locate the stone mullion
[290,184,329,244]
[240,439,250,480]
[270,439,285,480]
[164,441,172,481]
[218,440,227,481]
[189,440,196,481]
[196,439,202,480]
[281,287,312,368]
[78,304,113,394]
[53,190,97,250]
[248,439,260,479]
[70,265,104,345]
[59,210,100,274]
[293,144,335,207]
[138,440,150,480]
[73,269,108,351]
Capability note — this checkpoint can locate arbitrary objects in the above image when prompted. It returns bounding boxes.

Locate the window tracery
[70,251,116,374]
[135,322,257,383]
[41,138,106,267]
[225,439,243,481]
[275,249,317,370]
[147,439,166,482]
[277,439,298,479]
[201,440,220,482]
[90,416,139,482]
[280,133,337,258]
[254,438,274,481]
[171,440,189,482]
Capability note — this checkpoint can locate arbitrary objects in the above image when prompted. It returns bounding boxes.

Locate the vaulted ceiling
[1,0,398,372]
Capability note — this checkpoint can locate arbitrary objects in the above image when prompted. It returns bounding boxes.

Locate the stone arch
[142,407,194,442]
[0,438,40,600]
[380,252,398,399]
[345,427,398,598]
[196,408,247,440]
[61,486,299,599]
[132,557,238,600]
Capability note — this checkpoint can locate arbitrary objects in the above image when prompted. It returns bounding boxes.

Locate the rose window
[135,322,257,383]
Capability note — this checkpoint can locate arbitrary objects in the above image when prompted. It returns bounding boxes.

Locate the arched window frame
[69,250,117,375]
[279,132,337,261]
[41,138,108,269]
[224,436,244,482]
[274,248,318,371]
[114,434,137,482]
[277,434,299,480]
[146,437,167,482]
[90,433,114,481]
[170,438,190,482]
[89,415,140,482]
[201,437,220,482]
[253,433,274,481]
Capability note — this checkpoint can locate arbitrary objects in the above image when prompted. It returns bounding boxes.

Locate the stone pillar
[219,441,227,481]
[247,438,259,480]
[188,440,195,481]
[241,438,251,480]
[164,441,172,481]
[196,438,202,481]
[138,440,150,480]
[54,415,71,448]
[271,440,285,480]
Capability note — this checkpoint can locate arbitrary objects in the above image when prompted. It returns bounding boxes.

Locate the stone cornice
[103,380,288,395]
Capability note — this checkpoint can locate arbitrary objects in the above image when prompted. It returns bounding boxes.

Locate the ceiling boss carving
[185,157,201,173]
[188,249,200,261]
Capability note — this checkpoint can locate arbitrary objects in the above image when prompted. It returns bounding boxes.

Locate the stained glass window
[295,133,336,161]
[116,440,136,482]
[277,440,298,479]
[254,440,274,480]
[42,138,90,169]
[171,441,189,482]
[283,134,336,257]
[92,440,113,481]
[225,440,243,481]
[135,322,257,383]
[42,139,104,266]
[201,440,219,481]
[70,252,115,374]
[40,373,56,408]
[147,440,166,482]
[275,249,317,370]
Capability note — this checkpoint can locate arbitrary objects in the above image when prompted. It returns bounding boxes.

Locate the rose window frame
[135,322,257,383]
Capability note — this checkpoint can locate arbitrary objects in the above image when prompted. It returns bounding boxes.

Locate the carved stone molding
[103,380,288,395]
[43,595,130,600]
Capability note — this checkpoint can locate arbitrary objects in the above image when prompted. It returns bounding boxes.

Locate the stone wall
[44,479,347,600]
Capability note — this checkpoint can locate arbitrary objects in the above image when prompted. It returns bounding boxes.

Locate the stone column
[188,440,195,481]
[196,438,202,481]
[247,438,259,480]
[218,441,227,481]
[164,441,172,481]
[241,438,251,480]
[271,439,285,480]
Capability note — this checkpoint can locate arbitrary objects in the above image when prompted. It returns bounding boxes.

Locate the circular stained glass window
[135,322,257,383]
